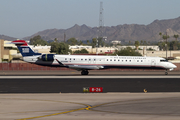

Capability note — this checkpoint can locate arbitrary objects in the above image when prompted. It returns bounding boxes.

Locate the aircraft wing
[67,65,104,70]
[56,59,104,71]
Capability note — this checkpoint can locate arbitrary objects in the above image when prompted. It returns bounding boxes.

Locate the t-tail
[12,40,41,57]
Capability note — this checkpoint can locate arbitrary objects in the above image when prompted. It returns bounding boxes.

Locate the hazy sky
[1,0,180,38]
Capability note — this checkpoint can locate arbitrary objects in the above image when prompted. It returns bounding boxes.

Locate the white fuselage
[23,55,177,70]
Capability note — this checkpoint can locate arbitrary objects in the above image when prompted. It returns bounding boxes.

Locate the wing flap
[68,65,104,70]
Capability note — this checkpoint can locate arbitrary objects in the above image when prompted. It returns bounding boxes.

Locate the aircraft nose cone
[172,64,177,68]
[174,64,177,68]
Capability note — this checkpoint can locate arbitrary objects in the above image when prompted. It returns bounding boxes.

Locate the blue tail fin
[12,40,41,57]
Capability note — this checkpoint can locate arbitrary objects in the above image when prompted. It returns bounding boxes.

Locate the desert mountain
[0,35,17,41]
[21,16,180,43]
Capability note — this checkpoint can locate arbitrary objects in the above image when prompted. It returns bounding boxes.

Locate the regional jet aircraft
[12,40,177,75]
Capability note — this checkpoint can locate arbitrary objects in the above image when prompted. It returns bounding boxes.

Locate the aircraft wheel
[165,71,168,75]
[85,71,89,75]
[81,70,89,75]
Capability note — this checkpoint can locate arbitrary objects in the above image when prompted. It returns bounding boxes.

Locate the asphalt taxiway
[1,93,180,120]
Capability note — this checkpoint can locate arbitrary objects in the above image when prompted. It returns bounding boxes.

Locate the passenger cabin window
[160,60,168,62]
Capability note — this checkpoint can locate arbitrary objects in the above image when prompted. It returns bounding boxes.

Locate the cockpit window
[160,59,168,62]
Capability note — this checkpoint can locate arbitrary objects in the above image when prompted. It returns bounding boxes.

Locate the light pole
[165,29,169,60]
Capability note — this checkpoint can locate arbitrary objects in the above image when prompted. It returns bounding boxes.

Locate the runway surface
[0,71,180,120]
[1,93,180,120]
[0,77,180,93]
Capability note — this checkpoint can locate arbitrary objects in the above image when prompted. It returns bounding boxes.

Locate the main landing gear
[81,70,89,75]
[165,69,168,75]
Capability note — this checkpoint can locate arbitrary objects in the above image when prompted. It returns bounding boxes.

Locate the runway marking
[16,107,90,120]
[0,98,91,120]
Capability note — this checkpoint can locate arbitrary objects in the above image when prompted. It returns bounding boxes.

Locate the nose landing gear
[165,69,168,75]
[81,70,89,75]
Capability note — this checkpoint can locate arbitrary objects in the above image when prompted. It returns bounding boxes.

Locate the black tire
[165,72,168,75]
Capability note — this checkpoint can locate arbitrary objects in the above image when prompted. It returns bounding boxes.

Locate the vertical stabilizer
[12,40,41,57]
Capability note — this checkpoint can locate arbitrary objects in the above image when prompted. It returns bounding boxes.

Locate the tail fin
[12,40,41,57]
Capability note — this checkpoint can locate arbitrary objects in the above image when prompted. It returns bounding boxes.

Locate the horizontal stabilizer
[11,40,28,46]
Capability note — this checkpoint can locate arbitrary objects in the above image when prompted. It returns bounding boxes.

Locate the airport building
[111,40,121,45]
[117,45,160,51]
[69,45,117,54]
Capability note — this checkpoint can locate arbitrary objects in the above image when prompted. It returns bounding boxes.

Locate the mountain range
[1,16,180,43]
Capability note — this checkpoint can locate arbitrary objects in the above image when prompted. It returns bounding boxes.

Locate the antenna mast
[96,1,104,55]
[99,1,104,38]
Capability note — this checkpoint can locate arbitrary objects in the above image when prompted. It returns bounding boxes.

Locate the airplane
[12,40,177,75]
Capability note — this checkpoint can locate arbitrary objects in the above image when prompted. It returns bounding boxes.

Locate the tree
[78,40,83,45]
[113,47,142,56]
[59,42,70,54]
[134,41,140,50]
[91,38,97,48]
[30,35,48,46]
[143,41,147,45]
[159,32,162,39]
[73,49,89,54]
[173,34,179,41]
[50,42,71,54]
[169,41,179,50]
[67,38,78,45]
[162,34,169,41]
[54,38,58,43]
[50,42,59,53]
[86,40,90,45]
[140,40,143,45]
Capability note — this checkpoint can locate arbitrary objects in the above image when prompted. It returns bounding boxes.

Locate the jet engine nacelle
[41,54,55,61]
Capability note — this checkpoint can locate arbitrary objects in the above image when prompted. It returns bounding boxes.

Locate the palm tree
[162,34,169,43]
[173,34,179,41]
[86,40,90,45]
[140,40,143,45]
[159,32,162,40]
[134,41,140,50]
